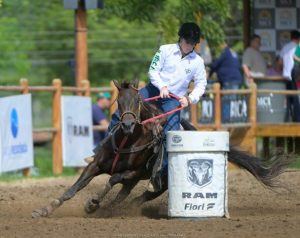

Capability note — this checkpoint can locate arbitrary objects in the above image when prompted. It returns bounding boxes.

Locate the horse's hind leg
[131,186,167,207]
[85,171,139,213]
[32,161,101,218]
[110,179,139,207]
[131,174,168,206]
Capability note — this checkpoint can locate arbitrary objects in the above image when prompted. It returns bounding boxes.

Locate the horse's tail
[228,146,292,188]
[180,118,293,188]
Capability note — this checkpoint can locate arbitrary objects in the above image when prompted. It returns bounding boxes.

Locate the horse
[32,80,292,218]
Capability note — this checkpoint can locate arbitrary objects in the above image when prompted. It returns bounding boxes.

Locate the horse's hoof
[84,156,94,164]
[51,199,61,207]
[31,208,48,219]
[84,199,99,214]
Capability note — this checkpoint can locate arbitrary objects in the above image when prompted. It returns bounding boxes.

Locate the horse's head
[114,80,142,135]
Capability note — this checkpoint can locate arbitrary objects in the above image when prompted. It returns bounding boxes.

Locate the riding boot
[147,143,165,192]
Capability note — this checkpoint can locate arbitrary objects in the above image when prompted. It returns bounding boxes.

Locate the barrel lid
[166,131,229,152]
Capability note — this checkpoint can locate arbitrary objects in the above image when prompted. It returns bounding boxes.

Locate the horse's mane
[141,100,162,117]
[118,80,163,118]
[120,81,131,89]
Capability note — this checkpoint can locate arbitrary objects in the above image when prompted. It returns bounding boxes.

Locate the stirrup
[84,156,94,164]
[147,175,162,192]
[147,180,160,192]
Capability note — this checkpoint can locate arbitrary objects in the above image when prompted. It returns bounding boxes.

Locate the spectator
[280,30,300,122]
[242,34,267,86]
[209,42,243,89]
[293,36,300,87]
[197,37,212,66]
[92,92,111,146]
[209,42,244,123]
[280,30,300,80]
[266,56,283,77]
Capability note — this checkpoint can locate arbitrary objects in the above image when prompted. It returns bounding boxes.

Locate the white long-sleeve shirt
[148,43,207,104]
[280,41,297,80]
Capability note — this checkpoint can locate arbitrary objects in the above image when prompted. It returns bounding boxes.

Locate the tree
[0,0,233,86]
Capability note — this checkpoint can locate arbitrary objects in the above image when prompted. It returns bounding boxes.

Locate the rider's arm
[148,46,167,91]
[188,57,207,104]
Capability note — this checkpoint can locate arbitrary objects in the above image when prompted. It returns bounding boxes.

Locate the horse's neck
[140,102,161,120]
[114,124,148,142]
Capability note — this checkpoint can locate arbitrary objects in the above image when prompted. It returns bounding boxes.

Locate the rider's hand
[160,86,169,98]
[179,96,191,108]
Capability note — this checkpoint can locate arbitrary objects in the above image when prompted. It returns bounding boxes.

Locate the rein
[141,93,184,124]
[110,92,184,175]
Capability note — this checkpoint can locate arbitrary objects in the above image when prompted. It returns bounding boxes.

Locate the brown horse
[32,80,292,218]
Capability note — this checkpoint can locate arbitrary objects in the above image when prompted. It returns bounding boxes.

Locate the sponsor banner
[275,8,297,29]
[255,29,276,52]
[0,95,34,173]
[198,97,214,124]
[252,0,300,64]
[298,8,300,27]
[168,152,228,218]
[221,96,248,123]
[254,0,275,8]
[61,96,93,167]
[276,0,296,7]
[166,131,229,152]
[276,30,291,52]
[254,9,275,28]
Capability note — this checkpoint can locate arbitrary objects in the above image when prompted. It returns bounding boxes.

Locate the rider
[93,22,207,191]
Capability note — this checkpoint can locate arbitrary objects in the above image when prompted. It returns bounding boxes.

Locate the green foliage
[0,0,233,86]
[0,17,32,81]
[102,0,166,22]
[157,0,230,47]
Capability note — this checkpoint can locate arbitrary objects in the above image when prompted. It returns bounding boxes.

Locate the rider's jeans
[108,83,181,174]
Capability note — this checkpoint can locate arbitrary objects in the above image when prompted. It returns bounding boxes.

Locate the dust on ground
[0,170,299,238]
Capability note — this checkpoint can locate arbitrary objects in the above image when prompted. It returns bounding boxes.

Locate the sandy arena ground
[0,170,299,238]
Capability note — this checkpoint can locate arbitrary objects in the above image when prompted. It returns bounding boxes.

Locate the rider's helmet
[178,22,201,45]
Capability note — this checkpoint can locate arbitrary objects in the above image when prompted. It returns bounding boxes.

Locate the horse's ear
[113,80,121,90]
[131,78,139,89]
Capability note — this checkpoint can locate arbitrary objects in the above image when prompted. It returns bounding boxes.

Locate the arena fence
[0,79,299,176]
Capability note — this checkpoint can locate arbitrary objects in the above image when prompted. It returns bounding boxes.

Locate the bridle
[119,85,142,124]
[110,87,184,175]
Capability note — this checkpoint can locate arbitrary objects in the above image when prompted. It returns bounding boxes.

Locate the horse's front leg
[85,170,139,213]
[32,160,101,218]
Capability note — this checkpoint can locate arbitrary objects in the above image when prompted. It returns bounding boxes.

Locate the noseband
[120,111,139,122]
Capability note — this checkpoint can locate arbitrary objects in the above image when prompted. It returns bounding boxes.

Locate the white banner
[167,131,229,218]
[168,152,228,218]
[61,96,93,167]
[0,94,34,173]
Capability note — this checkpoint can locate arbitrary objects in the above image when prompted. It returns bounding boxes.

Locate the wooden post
[20,78,31,177]
[295,138,300,155]
[249,82,257,155]
[287,137,294,153]
[276,137,285,154]
[75,1,88,88]
[243,0,251,49]
[190,104,198,126]
[249,83,257,130]
[213,83,221,130]
[52,79,63,175]
[81,79,90,97]
[263,137,270,158]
